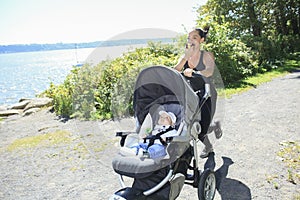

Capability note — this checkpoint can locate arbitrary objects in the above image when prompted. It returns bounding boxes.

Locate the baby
[122,111,178,159]
[152,110,177,138]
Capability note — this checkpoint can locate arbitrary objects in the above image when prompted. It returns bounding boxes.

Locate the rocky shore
[0,97,53,117]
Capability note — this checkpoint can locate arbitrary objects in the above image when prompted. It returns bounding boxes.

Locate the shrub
[93,42,180,119]
[42,42,180,119]
[41,67,79,117]
[201,22,259,85]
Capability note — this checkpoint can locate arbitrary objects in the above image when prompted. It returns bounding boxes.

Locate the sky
[0,0,207,45]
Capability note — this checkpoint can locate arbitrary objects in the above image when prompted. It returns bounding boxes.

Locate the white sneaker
[200,146,214,158]
[200,136,214,158]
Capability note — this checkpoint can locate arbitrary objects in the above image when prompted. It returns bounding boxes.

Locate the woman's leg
[199,98,212,141]
[199,98,214,158]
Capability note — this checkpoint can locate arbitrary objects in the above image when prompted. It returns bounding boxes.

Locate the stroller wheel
[198,169,216,200]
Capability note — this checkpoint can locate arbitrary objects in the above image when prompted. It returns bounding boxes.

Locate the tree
[198,0,299,38]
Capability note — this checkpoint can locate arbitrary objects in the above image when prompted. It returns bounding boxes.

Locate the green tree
[198,0,299,39]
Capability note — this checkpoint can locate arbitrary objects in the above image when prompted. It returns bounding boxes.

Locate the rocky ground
[0,70,299,200]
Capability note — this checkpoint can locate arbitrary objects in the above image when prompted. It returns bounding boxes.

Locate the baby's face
[158,113,172,126]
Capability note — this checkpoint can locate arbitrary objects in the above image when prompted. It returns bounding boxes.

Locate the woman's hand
[183,68,193,77]
[184,43,196,60]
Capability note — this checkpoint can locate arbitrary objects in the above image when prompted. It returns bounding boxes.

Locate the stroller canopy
[133,66,199,126]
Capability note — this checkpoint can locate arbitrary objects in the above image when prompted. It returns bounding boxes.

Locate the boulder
[10,100,30,110]
[19,98,32,102]
[23,107,41,116]
[24,98,53,111]
[0,109,21,117]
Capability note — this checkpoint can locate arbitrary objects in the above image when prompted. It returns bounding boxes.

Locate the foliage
[197,21,259,85]
[224,59,295,97]
[197,0,300,75]
[43,42,180,119]
[200,0,300,39]
[93,42,180,120]
[41,67,79,117]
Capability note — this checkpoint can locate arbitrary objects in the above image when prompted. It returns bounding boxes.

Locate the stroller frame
[110,66,216,200]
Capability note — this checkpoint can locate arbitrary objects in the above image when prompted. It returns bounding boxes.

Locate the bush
[93,42,180,119]
[42,42,180,119]
[242,35,285,72]
[201,22,259,85]
[41,67,79,117]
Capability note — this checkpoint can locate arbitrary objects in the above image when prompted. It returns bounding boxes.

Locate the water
[0,48,94,105]
[0,44,149,106]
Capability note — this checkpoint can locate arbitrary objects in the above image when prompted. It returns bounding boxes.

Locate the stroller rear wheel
[198,169,216,200]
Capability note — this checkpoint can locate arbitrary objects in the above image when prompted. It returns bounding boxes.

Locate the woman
[174,27,217,158]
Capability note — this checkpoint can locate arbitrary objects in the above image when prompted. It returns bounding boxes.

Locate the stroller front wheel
[198,169,216,200]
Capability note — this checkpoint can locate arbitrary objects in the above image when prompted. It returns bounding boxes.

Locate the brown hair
[195,26,210,40]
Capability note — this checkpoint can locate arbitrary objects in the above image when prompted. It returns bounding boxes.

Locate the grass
[224,57,300,98]
[6,130,72,151]
[266,174,280,189]
[278,141,300,185]
[277,140,300,198]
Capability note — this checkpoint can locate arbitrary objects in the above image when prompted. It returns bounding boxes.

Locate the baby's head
[158,111,176,126]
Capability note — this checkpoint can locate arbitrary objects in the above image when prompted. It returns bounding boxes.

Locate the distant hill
[0,38,175,54]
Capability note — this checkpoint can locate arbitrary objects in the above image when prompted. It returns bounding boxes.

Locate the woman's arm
[198,51,215,77]
[174,45,195,72]
[174,56,188,72]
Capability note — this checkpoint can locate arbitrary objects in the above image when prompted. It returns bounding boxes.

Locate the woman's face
[187,30,203,48]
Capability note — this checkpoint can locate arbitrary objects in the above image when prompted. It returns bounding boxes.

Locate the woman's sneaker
[200,146,214,158]
[207,121,223,139]
[214,121,223,139]
[200,136,214,158]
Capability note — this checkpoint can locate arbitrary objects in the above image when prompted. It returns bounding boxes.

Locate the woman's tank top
[183,50,211,91]
[184,50,206,71]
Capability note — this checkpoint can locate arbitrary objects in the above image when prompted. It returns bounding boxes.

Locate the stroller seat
[112,138,190,178]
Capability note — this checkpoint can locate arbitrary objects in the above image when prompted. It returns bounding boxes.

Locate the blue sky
[0,0,207,45]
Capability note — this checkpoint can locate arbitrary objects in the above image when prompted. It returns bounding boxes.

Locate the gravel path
[0,70,299,200]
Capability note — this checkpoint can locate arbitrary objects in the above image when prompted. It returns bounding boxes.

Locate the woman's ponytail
[196,26,210,40]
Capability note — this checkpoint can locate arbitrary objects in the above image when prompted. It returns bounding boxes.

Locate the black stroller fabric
[133,66,200,126]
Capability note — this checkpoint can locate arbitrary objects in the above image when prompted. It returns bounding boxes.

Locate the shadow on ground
[204,154,251,200]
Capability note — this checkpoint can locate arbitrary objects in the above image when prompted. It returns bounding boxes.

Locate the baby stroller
[110,66,216,200]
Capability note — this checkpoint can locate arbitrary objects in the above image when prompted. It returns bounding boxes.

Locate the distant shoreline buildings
[0,38,175,54]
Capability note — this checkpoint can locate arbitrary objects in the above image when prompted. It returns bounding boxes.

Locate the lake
[0,44,146,106]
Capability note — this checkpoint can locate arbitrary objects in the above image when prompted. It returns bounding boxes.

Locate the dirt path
[0,70,299,200]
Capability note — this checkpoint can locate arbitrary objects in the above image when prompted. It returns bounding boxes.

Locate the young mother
[174,27,217,158]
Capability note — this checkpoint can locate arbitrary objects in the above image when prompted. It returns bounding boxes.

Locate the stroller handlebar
[204,83,211,99]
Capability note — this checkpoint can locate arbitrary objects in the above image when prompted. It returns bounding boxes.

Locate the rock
[10,100,30,110]
[0,105,8,111]
[0,109,21,117]
[19,98,32,102]
[23,107,41,116]
[24,98,53,111]
[0,97,53,118]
